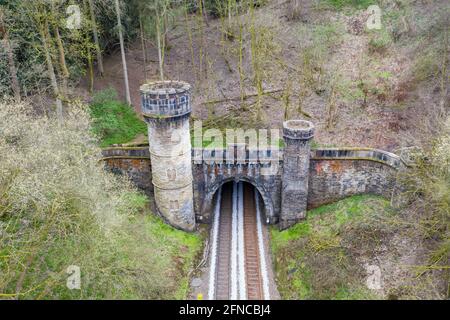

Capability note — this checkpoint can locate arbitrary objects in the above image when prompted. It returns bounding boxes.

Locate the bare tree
[88,0,104,76]
[39,19,63,120]
[150,0,170,81]
[50,1,69,94]
[139,13,148,79]
[114,0,131,105]
[0,7,21,101]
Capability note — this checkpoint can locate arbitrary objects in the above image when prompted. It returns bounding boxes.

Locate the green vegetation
[413,50,440,82]
[89,88,147,147]
[0,100,202,299]
[368,28,393,54]
[399,118,450,289]
[323,0,375,10]
[271,195,396,300]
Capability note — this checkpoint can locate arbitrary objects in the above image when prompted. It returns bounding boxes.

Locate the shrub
[186,0,268,18]
[89,88,147,147]
[368,28,393,54]
[412,49,441,83]
[271,195,391,299]
[399,117,450,270]
[0,100,201,299]
[324,0,375,10]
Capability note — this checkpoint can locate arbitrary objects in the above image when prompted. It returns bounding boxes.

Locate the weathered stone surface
[307,158,398,208]
[102,157,153,196]
[101,92,405,231]
[101,144,404,231]
[192,161,283,224]
[141,81,196,232]
[280,120,315,230]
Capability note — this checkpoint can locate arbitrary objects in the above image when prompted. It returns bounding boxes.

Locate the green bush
[368,28,393,54]
[89,88,147,147]
[0,100,202,299]
[271,195,394,300]
[412,50,441,82]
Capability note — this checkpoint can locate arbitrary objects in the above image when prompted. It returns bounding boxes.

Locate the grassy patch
[2,194,204,300]
[139,213,203,299]
[368,28,393,54]
[323,0,375,10]
[271,195,396,300]
[89,88,147,147]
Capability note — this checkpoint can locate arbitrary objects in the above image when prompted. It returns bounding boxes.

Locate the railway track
[243,183,264,300]
[209,181,269,300]
[214,184,232,300]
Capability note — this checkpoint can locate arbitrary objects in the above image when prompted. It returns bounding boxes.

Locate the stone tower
[280,120,315,229]
[140,81,195,231]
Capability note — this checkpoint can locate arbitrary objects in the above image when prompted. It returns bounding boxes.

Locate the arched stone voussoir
[200,176,275,224]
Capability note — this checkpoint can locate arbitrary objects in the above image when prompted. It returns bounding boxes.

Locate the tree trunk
[50,0,69,93]
[156,9,164,81]
[54,25,69,93]
[82,0,94,93]
[88,0,104,76]
[39,20,63,121]
[183,1,196,78]
[114,0,131,105]
[88,53,94,93]
[139,13,147,79]
[0,9,21,101]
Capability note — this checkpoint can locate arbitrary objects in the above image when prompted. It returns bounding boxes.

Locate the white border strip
[238,182,247,299]
[208,187,222,300]
[230,182,238,300]
[255,189,271,300]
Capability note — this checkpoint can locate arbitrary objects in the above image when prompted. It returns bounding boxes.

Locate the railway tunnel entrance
[208,180,272,300]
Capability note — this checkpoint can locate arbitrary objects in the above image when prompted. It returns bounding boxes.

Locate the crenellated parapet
[140,80,191,119]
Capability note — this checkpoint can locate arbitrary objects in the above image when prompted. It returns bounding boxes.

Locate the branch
[201,88,284,105]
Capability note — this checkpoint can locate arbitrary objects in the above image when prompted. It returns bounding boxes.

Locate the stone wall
[101,146,405,226]
[192,162,283,224]
[307,148,404,208]
[101,147,153,196]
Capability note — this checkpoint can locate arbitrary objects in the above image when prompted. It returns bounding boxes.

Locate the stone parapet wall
[101,145,405,226]
[102,146,150,159]
[311,148,404,168]
[102,157,153,196]
[307,148,404,208]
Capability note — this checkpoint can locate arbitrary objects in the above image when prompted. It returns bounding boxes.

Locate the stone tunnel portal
[209,179,270,225]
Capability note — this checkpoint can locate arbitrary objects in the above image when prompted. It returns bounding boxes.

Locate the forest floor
[80,0,448,153]
[271,195,448,299]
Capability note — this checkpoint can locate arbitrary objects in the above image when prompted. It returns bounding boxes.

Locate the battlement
[140,80,191,120]
[283,120,315,140]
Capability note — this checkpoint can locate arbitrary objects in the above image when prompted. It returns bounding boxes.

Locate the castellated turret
[280,120,315,230]
[140,81,195,231]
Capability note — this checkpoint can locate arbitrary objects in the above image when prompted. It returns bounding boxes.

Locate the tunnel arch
[200,176,275,223]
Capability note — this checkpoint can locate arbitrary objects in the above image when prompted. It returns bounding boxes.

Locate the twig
[202,88,284,105]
